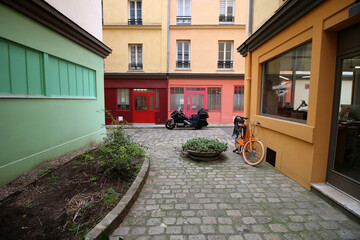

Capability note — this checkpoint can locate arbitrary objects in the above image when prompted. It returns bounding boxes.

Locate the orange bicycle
[233,116,265,166]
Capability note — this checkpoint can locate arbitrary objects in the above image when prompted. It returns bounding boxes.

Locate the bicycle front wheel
[243,140,265,166]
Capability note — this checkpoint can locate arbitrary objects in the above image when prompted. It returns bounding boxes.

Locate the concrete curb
[85,157,150,240]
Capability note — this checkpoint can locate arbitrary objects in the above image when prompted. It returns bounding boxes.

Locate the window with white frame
[218,41,233,69]
[129,1,142,25]
[176,41,190,69]
[129,45,143,70]
[219,0,234,23]
[177,0,191,24]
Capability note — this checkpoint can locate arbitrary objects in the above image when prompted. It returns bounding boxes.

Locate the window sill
[219,22,234,25]
[127,70,144,72]
[256,114,314,143]
[175,68,191,71]
[217,69,234,71]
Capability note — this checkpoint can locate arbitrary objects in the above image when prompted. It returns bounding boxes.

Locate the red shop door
[133,89,155,123]
[185,88,206,116]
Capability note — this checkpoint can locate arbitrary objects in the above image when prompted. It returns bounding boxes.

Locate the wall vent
[266,148,276,167]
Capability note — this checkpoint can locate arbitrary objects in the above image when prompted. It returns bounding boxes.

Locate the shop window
[129,45,143,71]
[117,88,129,110]
[128,1,142,25]
[218,41,233,69]
[219,0,234,23]
[177,41,190,69]
[156,89,159,110]
[261,42,312,121]
[234,86,244,111]
[177,0,191,24]
[207,87,221,110]
[170,87,184,110]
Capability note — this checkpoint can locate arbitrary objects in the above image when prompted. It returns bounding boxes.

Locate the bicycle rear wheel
[242,140,265,165]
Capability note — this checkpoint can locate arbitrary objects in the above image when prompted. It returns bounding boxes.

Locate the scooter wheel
[165,120,175,130]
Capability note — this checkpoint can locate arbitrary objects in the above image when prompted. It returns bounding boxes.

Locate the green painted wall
[0,4,106,185]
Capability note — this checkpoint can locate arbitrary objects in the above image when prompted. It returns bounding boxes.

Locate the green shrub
[182,138,228,153]
[97,125,145,178]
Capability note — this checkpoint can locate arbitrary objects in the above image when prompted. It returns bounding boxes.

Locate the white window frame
[219,0,234,23]
[128,0,142,25]
[218,41,233,70]
[129,44,143,71]
[176,41,191,70]
[177,0,191,24]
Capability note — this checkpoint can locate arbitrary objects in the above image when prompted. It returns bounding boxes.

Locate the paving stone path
[110,128,360,240]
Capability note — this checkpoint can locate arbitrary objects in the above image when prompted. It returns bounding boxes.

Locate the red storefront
[104,73,168,125]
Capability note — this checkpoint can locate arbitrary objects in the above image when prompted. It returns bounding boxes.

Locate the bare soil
[0,146,143,240]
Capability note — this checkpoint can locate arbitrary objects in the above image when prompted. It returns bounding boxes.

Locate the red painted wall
[104,78,168,125]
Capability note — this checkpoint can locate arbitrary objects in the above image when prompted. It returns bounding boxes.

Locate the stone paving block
[107,128,360,240]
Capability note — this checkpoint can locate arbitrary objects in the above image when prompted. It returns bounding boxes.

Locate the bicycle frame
[234,120,259,152]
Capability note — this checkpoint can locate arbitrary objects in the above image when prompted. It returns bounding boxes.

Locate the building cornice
[103,24,162,30]
[170,24,245,30]
[168,73,244,79]
[237,0,325,57]
[0,0,112,58]
[104,72,244,80]
[105,73,168,79]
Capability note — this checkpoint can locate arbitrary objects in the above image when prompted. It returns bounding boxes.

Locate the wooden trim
[1,0,112,58]
[237,0,325,56]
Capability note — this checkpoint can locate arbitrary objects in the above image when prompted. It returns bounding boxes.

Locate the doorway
[185,88,206,116]
[133,89,155,123]
[327,23,360,200]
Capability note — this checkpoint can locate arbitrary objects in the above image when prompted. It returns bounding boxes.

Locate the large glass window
[219,0,234,23]
[129,1,142,25]
[234,86,244,111]
[207,87,221,111]
[129,45,143,71]
[261,42,312,121]
[218,41,233,69]
[177,0,191,24]
[170,87,184,110]
[177,41,190,69]
[117,89,129,110]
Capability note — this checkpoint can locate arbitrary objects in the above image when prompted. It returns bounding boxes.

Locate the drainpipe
[244,52,251,119]
[167,0,170,74]
[248,0,253,35]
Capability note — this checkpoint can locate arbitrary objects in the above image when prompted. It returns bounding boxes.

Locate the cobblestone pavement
[110,128,360,240]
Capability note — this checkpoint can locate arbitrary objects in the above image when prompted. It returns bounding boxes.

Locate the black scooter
[165,107,209,130]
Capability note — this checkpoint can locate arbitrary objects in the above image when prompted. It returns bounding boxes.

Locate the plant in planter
[182,138,228,161]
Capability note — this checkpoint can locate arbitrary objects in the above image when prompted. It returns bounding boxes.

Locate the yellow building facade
[239,0,360,202]
[103,0,248,125]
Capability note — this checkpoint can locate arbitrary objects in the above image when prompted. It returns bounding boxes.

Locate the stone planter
[186,150,223,161]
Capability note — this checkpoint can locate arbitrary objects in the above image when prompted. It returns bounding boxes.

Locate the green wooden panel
[59,60,69,96]
[26,49,43,95]
[47,56,60,95]
[83,68,90,97]
[0,40,11,94]
[68,64,77,96]
[89,70,96,97]
[9,44,27,94]
[76,65,84,96]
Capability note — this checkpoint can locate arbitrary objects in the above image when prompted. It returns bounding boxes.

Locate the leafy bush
[97,124,146,178]
[182,138,228,153]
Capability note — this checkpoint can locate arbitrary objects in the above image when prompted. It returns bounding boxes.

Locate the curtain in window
[218,42,233,69]
[207,88,221,110]
[177,41,190,69]
[117,89,129,110]
[234,86,244,111]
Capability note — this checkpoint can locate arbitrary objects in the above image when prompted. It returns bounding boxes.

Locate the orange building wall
[245,0,358,189]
